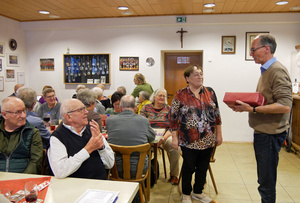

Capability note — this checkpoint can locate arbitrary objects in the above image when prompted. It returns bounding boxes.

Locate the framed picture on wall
[0,58,2,71]
[64,54,110,84]
[222,36,236,54]
[0,43,4,57]
[0,76,3,91]
[245,32,269,61]
[119,57,139,71]
[40,58,54,71]
[6,69,15,82]
[7,53,19,66]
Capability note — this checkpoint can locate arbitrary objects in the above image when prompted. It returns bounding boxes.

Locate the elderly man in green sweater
[0,97,43,174]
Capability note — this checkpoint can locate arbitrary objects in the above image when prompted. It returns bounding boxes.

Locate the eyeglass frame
[4,109,26,116]
[250,45,266,53]
[67,106,87,114]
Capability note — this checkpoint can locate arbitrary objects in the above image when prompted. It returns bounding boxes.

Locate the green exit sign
[176,16,186,23]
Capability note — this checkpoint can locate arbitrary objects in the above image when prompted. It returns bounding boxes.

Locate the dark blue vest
[52,125,107,180]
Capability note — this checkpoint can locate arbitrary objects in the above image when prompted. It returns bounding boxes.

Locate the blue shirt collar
[261,57,277,74]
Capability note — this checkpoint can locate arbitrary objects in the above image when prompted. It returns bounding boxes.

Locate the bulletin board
[64,54,110,84]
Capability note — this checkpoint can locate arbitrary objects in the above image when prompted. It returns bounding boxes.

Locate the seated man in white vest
[0,97,43,174]
[48,99,114,179]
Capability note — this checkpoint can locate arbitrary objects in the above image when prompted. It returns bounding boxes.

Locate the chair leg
[142,181,148,203]
[139,184,144,203]
[208,164,218,194]
[160,148,167,179]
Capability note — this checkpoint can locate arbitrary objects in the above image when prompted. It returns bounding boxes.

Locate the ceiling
[0,0,299,22]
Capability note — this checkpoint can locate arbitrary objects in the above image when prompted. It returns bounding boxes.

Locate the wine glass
[24,181,38,203]
[0,189,11,201]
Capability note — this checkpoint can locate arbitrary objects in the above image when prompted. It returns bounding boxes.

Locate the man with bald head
[10,84,23,97]
[0,97,43,174]
[48,99,114,179]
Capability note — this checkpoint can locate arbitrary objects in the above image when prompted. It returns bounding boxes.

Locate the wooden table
[0,172,139,203]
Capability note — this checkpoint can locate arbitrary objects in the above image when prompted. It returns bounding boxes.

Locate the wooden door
[164,52,203,105]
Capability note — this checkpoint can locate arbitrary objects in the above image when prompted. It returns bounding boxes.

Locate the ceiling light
[122,11,133,15]
[203,8,215,12]
[276,1,289,5]
[290,6,300,10]
[204,3,216,8]
[39,10,50,14]
[49,15,60,18]
[118,6,128,10]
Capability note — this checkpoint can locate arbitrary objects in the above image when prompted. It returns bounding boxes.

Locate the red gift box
[223,92,267,107]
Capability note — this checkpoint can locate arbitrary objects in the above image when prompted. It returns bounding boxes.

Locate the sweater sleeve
[24,128,43,174]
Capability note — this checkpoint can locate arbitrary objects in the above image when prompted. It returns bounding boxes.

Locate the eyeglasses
[67,106,87,114]
[46,95,55,99]
[250,45,265,53]
[4,109,26,116]
[157,94,166,98]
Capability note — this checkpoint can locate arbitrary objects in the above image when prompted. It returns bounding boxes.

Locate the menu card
[75,189,119,203]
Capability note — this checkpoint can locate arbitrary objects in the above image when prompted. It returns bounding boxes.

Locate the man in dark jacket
[0,97,43,174]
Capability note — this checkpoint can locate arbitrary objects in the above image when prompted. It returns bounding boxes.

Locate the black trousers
[181,146,213,195]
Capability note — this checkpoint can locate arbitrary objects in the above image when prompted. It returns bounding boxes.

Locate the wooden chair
[178,145,218,194]
[41,149,48,175]
[109,143,151,203]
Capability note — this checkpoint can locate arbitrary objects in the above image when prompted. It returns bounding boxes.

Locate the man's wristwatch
[253,106,257,114]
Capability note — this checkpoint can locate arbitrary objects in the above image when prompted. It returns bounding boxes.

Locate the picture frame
[222,36,236,54]
[0,42,4,57]
[7,53,19,66]
[5,69,15,82]
[245,32,269,60]
[40,58,54,71]
[64,54,110,84]
[17,72,25,85]
[0,58,2,71]
[119,57,139,71]
[0,76,3,91]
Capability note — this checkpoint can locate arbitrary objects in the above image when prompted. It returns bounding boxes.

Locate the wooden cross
[176,28,188,48]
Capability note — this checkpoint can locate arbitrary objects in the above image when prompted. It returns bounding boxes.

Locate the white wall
[1,13,300,142]
[0,16,27,98]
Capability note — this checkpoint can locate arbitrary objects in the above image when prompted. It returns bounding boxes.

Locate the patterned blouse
[140,103,170,130]
[169,86,221,150]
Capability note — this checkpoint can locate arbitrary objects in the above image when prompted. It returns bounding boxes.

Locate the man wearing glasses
[48,99,114,179]
[231,34,292,203]
[0,97,43,174]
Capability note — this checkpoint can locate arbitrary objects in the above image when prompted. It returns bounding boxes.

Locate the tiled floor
[149,142,300,203]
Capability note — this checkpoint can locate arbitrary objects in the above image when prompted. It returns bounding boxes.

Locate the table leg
[153,143,158,184]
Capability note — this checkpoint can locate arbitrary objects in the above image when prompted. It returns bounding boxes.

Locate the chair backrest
[109,143,151,181]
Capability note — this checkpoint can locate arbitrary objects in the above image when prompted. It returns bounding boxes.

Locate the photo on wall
[0,43,4,57]
[6,69,15,82]
[40,58,55,71]
[119,57,139,71]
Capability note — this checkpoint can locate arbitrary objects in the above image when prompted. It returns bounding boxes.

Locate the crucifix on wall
[176,28,188,48]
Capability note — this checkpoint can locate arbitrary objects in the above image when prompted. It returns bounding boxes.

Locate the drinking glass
[0,189,11,200]
[24,181,38,203]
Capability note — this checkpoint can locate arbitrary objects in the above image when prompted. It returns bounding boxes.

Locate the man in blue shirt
[17,87,51,149]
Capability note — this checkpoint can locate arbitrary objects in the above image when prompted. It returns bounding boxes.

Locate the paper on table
[74,189,119,203]
[153,128,165,142]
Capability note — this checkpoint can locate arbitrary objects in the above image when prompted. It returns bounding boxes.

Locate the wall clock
[146,57,155,67]
[9,39,17,51]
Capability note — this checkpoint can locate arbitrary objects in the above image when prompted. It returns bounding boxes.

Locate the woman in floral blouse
[170,65,223,203]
